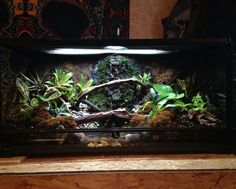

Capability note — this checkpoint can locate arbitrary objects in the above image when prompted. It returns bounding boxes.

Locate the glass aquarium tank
[0,39,234,155]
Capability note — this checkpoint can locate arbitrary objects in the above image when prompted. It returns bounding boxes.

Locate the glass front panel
[0,40,229,151]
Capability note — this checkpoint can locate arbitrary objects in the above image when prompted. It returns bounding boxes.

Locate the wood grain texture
[0,155,236,174]
[22,154,236,163]
[130,0,177,39]
[0,172,236,189]
[0,157,26,166]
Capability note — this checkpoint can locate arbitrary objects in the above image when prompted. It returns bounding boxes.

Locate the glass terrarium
[0,39,234,156]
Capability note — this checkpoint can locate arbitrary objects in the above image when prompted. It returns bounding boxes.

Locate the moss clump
[154,69,178,84]
[6,104,34,128]
[34,109,78,129]
[130,113,147,127]
[34,104,52,123]
[148,110,174,128]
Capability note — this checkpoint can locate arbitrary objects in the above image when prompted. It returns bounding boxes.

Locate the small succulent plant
[137,72,152,84]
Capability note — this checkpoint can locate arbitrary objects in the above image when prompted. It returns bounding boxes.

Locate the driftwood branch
[75,109,130,125]
[77,78,151,101]
[82,99,102,112]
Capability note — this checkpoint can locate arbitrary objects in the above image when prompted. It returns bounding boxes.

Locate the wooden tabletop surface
[0,154,236,175]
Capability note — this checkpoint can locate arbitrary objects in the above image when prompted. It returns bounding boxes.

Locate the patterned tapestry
[0,0,129,39]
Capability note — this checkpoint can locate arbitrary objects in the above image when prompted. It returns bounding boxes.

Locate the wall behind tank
[129,0,177,39]
[0,0,178,39]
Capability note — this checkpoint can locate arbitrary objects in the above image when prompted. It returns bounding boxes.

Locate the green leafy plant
[152,84,184,105]
[39,87,62,102]
[16,78,38,108]
[41,69,80,115]
[15,76,40,124]
[16,68,78,117]
[137,72,151,84]
[46,69,73,88]
[143,84,184,118]
[20,71,48,92]
[16,77,30,105]
[17,72,50,107]
[165,93,209,113]
[46,69,73,91]
[135,72,152,91]
[49,101,71,116]
[30,98,39,107]
[176,74,196,97]
[46,68,75,100]
[175,75,211,112]
[185,93,208,113]
[76,74,93,93]
[143,87,210,118]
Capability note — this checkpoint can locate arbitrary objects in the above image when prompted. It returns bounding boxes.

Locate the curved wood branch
[77,78,151,101]
[75,109,130,125]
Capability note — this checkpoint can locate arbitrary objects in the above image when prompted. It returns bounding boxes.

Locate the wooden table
[0,154,236,189]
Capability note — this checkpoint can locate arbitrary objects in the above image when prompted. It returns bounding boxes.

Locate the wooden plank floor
[0,154,236,189]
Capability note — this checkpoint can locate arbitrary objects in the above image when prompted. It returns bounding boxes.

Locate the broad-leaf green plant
[143,84,184,118]
[46,69,73,90]
[76,74,93,93]
[165,93,209,113]
[16,69,76,116]
[46,68,75,100]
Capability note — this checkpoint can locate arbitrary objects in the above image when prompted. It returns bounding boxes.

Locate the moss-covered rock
[89,55,144,111]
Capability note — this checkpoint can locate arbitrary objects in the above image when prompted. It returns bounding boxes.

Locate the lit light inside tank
[45,48,170,55]
[104,46,128,50]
